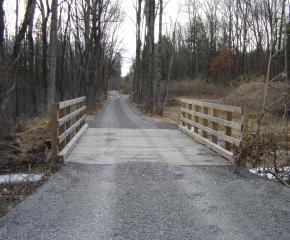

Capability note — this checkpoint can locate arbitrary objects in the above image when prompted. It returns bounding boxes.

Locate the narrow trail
[1,94,290,240]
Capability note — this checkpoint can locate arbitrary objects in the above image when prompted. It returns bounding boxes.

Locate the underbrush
[234,125,290,186]
[223,81,288,115]
[169,79,229,99]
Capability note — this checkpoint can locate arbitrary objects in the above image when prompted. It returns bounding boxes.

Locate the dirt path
[1,94,290,240]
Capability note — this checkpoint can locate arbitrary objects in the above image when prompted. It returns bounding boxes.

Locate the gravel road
[1,94,290,240]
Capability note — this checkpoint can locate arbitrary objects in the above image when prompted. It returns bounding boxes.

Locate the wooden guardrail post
[203,107,209,138]
[212,109,218,144]
[225,111,233,151]
[187,103,192,130]
[194,105,199,134]
[180,103,186,127]
[51,103,59,162]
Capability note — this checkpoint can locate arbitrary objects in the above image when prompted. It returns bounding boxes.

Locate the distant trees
[132,0,288,114]
[0,0,123,121]
[172,0,287,81]
[133,0,168,114]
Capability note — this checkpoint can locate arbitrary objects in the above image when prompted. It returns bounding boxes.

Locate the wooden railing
[179,99,249,162]
[51,97,88,161]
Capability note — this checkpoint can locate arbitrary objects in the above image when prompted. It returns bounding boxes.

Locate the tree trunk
[155,0,163,115]
[39,0,51,110]
[47,0,58,112]
[28,0,36,113]
[0,0,4,66]
[134,0,142,103]
[145,0,155,112]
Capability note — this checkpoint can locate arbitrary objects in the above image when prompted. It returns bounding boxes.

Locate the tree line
[0,0,123,125]
[133,0,289,114]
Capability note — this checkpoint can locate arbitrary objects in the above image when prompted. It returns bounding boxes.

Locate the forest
[0,0,123,137]
[131,0,289,115]
[0,0,288,125]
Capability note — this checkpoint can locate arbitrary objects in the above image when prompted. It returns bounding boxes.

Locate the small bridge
[2,94,290,240]
[51,95,248,165]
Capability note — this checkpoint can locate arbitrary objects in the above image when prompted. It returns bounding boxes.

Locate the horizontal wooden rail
[179,99,248,162]
[51,96,88,162]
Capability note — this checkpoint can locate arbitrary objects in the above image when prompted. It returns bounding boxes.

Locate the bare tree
[0,0,4,65]
[144,0,155,112]
[154,0,163,115]
[28,0,36,112]
[133,0,142,103]
[12,0,36,63]
[39,0,51,108]
[47,0,58,111]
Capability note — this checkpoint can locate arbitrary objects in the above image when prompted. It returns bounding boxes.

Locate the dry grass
[145,105,181,125]
[223,81,287,115]
[222,80,290,141]
[0,117,51,171]
[16,118,51,162]
[169,79,229,99]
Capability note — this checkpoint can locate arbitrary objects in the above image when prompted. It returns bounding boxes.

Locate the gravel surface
[1,95,290,240]
[87,95,176,129]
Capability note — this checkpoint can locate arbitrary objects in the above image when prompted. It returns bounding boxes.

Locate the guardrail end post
[51,103,59,163]
[242,107,249,142]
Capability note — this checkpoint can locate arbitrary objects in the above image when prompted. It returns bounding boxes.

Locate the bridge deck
[67,128,230,166]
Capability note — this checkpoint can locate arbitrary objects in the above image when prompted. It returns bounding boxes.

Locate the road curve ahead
[1,94,290,240]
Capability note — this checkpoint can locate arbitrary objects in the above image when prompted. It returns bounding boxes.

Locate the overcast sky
[120,0,188,76]
[4,0,188,77]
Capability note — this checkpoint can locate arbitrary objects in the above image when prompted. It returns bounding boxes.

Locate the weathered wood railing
[179,99,249,162]
[51,97,88,161]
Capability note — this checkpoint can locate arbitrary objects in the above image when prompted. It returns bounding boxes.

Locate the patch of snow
[249,167,290,181]
[0,174,43,184]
